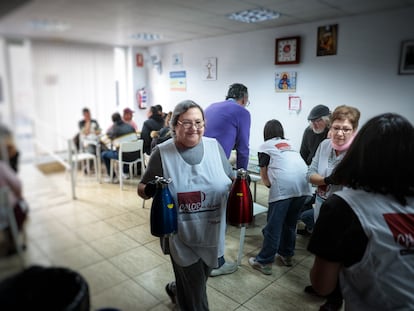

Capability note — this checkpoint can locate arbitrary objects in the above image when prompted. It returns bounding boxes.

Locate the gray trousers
[170,256,212,311]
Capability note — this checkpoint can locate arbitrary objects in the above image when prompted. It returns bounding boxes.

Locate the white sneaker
[210,261,238,277]
[122,173,130,180]
[248,257,272,275]
[103,176,119,184]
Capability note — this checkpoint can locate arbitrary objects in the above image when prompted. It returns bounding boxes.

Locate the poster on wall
[288,95,302,111]
[202,57,217,80]
[275,71,296,92]
[170,71,186,91]
[317,24,338,56]
[172,53,183,66]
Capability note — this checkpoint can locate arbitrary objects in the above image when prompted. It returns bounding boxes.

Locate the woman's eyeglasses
[177,120,205,129]
[331,126,353,134]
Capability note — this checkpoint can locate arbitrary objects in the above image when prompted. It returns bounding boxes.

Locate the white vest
[259,138,311,202]
[313,139,346,220]
[336,188,414,310]
[159,137,232,267]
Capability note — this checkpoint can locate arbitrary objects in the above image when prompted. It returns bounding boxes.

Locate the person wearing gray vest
[308,113,414,310]
[138,100,233,310]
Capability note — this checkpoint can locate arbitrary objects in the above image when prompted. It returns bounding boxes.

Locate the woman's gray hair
[170,100,204,138]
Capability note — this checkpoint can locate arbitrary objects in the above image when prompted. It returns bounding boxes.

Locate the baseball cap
[307,105,330,120]
[123,108,134,114]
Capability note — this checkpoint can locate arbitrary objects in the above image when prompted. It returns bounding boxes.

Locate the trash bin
[0,265,90,310]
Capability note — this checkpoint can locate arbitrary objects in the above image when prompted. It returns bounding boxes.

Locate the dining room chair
[110,139,144,190]
[68,138,99,184]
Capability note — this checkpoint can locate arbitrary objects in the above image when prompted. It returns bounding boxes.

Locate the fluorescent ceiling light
[29,19,70,32]
[228,8,280,23]
[130,33,162,41]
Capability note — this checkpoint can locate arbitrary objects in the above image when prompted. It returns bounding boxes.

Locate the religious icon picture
[275,71,297,93]
[202,57,217,80]
[317,24,338,56]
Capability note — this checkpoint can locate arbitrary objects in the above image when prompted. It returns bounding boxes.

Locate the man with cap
[297,105,331,236]
[123,107,138,131]
[300,105,331,165]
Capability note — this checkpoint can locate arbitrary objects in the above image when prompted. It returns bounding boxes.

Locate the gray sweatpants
[170,256,213,311]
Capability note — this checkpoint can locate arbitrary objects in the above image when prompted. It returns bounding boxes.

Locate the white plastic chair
[68,138,99,183]
[110,140,144,190]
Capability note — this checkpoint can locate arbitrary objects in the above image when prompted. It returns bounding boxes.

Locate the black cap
[307,105,330,120]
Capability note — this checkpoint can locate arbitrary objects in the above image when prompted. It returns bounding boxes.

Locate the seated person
[101,112,136,183]
[0,160,28,256]
[122,107,138,131]
[150,111,173,151]
[77,107,101,155]
[141,106,165,155]
[0,123,20,173]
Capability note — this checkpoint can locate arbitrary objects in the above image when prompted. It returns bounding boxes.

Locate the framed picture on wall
[202,57,217,80]
[317,24,338,56]
[398,40,414,75]
[275,71,297,92]
[275,36,300,65]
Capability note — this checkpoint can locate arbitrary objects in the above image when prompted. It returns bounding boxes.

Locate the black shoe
[297,228,312,236]
[165,282,176,304]
[6,243,26,256]
[319,300,343,311]
[304,285,325,297]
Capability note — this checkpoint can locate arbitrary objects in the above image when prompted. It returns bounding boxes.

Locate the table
[237,202,268,265]
[249,174,261,202]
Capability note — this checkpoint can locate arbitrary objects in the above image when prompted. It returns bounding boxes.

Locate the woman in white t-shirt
[249,119,311,275]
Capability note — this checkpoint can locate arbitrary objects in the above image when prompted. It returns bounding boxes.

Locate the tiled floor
[0,162,338,311]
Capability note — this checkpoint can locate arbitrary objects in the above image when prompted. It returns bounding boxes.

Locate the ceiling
[0,0,413,47]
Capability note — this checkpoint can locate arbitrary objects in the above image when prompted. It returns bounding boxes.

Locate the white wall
[30,41,117,151]
[1,8,413,155]
[6,40,36,161]
[0,38,12,124]
[146,8,414,151]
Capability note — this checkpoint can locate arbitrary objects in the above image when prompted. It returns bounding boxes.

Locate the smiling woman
[137,100,234,310]
[308,105,361,220]
[303,104,361,310]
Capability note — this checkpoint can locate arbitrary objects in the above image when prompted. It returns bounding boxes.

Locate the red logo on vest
[383,213,414,255]
[177,191,206,213]
[275,142,291,150]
